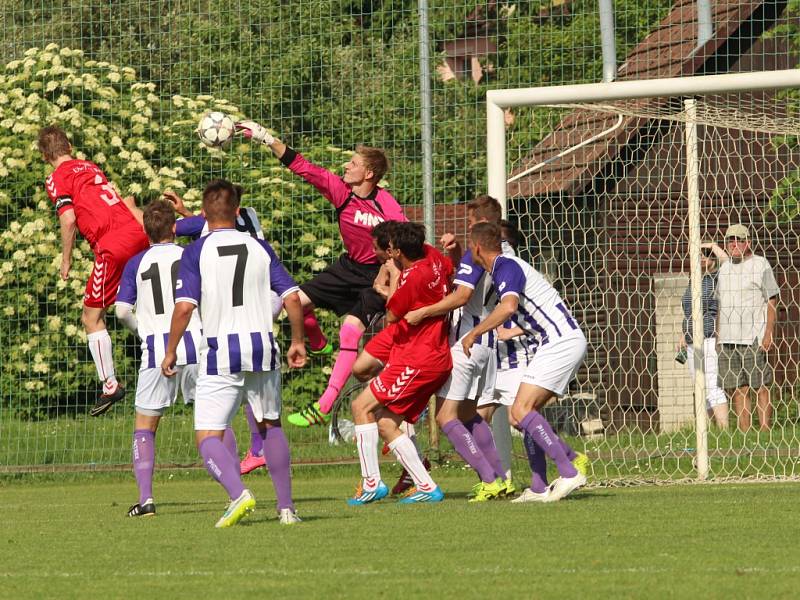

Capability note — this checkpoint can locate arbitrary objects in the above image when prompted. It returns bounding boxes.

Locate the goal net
[491,71,800,483]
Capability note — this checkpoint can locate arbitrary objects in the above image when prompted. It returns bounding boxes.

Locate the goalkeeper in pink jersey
[237,121,407,426]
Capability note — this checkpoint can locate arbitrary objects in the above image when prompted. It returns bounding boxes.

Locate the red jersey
[45,159,139,248]
[385,245,453,372]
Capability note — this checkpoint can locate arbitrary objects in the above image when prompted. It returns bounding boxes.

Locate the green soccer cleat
[573,452,591,477]
[309,341,333,356]
[466,481,482,499]
[468,478,505,503]
[215,489,256,528]
[503,477,517,497]
[287,401,330,428]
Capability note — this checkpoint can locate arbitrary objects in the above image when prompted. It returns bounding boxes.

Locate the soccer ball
[197,111,235,148]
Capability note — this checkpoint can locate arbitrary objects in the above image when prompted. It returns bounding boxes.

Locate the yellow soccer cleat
[215,489,256,528]
[573,452,591,478]
[468,478,505,503]
[503,477,517,497]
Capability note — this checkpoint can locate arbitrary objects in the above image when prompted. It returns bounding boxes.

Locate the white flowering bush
[0,45,354,416]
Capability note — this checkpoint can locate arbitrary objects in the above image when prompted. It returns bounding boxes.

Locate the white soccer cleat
[511,487,551,503]
[544,473,587,502]
[278,508,302,525]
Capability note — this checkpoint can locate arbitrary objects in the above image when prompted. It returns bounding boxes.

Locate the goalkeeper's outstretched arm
[236,119,350,207]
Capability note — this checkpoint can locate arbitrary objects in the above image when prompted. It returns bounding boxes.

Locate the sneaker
[347,481,389,506]
[240,450,266,474]
[466,481,482,499]
[90,384,125,417]
[468,478,506,503]
[391,458,431,496]
[309,341,333,356]
[397,485,445,504]
[573,452,591,477]
[544,472,587,502]
[511,488,551,503]
[127,498,156,517]
[286,401,330,428]
[278,508,302,525]
[215,489,256,528]
[502,477,517,497]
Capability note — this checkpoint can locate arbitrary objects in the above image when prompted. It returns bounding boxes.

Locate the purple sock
[519,411,578,478]
[222,426,239,461]
[199,436,246,500]
[244,403,263,456]
[465,415,505,480]
[441,419,497,483]
[260,426,294,510]
[524,431,549,493]
[132,429,155,504]
[560,438,577,462]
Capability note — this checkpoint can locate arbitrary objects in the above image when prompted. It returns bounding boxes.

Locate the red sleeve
[284,151,351,209]
[386,269,417,319]
[45,170,74,216]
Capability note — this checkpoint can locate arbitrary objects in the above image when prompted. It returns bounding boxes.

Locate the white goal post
[486,70,800,482]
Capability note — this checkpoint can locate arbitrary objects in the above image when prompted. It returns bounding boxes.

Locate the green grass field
[2,467,800,599]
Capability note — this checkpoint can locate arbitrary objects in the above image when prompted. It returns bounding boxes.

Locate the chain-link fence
[0,1,798,477]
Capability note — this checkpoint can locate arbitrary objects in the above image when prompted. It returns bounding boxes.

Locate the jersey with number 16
[116,243,203,369]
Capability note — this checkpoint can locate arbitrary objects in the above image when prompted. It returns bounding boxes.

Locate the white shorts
[687,338,728,409]
[194,370,282,431]
[521,333,587,396]
[478,366,525,407]
[135,365,198,414]
[437,342,496,402]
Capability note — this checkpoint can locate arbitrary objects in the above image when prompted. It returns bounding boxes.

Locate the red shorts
[363,324,395,364]
[370,362,450,423]
[84,226,148,308]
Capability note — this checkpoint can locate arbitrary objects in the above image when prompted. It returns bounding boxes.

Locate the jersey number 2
[217,244,248,306]
[141,260,180,315]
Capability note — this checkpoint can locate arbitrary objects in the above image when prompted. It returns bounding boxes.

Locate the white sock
[401,421,424,462]
[355,423,381,491]
[87,330,117,389]
[389,434,435,492]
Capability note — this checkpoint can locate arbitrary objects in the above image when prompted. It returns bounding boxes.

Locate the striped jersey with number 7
[175,229,300,375]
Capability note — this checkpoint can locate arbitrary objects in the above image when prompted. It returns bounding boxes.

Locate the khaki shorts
[718,343,773,390]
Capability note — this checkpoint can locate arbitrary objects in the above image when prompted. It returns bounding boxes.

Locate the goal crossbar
[487,69,800,206]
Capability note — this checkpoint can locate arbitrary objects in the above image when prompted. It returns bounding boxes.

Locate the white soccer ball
[197,111,235,148]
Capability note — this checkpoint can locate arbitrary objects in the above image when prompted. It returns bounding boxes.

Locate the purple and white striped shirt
[451,241,515,347]
[175,229,300,375]
[116,243,203,370]
[490,255,582,347]
[496,320,538,371]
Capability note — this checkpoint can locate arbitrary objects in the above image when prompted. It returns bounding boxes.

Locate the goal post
[487,70,800,483]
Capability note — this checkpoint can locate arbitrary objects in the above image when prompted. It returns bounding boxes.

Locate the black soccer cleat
[89,384,126,417]
[127,499,156,518]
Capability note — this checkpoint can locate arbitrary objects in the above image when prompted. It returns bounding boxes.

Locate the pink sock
[318,323,363,413]
[303,308,327,352]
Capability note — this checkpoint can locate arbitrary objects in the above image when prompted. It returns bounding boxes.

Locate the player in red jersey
[38,126,149,416]
[347,222,453,505]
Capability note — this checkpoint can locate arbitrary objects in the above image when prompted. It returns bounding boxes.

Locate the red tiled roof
[508,1,784,198]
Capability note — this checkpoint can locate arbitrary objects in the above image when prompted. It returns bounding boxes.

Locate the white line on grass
[2,565,800,579]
